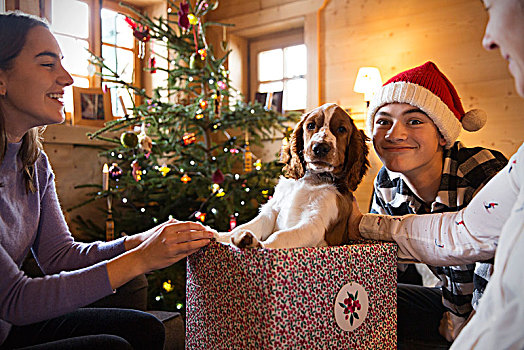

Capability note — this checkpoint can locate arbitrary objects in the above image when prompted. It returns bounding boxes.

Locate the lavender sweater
[0,142,126,345]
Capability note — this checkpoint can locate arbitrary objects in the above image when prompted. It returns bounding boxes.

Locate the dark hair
[0,11,49,192]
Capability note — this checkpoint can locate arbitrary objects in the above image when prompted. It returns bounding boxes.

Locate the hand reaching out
[107,220,214,289]
[135,221,214,272]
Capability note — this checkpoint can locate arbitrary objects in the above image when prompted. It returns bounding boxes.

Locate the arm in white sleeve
[360,152,519,266]
[449,143,524,349]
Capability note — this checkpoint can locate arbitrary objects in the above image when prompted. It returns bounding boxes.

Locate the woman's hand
[123,218,179,251]
[134,221,214,272]
[348,194,363,240]
[107,220,214,289]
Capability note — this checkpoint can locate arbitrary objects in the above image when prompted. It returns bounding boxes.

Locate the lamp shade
[353,67,382,101]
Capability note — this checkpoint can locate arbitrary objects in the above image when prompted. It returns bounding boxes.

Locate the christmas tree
[71,0,296,313]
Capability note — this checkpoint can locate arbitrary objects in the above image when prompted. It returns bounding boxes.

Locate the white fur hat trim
[367,82,462,148]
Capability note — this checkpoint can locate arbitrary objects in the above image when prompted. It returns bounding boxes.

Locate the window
[50,0,140,119]
[51,0,92,114]
[250,29,307,112]
[101,7,137,117]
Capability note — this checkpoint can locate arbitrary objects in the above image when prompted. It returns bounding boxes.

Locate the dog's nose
[312,142,331,157]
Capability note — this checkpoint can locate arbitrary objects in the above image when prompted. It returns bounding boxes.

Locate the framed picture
[254,91,284,114]
[72,87,113,127]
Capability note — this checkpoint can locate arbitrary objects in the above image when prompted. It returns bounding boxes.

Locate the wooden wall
[207,0,524,210]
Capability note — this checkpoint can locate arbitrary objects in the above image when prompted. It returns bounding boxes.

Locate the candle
[103,163,109,191]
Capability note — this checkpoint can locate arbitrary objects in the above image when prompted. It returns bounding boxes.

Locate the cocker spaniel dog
[215,103,369,248]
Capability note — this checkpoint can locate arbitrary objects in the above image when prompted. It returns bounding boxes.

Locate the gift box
[186,241,397,349]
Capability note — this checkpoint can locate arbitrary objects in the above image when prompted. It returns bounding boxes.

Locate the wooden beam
[218,0,324,37]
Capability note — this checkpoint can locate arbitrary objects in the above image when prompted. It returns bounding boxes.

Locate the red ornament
[229,214,237,231]
[108,163,123,181]
[125,16,150,42]
[212,169,225,184]
[178,1,190,30]
[199,100,208,110]
[149,56,156,73]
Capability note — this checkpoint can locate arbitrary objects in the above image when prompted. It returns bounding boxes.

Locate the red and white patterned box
[186,241,397,349]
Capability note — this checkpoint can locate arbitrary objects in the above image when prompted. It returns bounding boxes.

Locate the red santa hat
[367,61,487,147]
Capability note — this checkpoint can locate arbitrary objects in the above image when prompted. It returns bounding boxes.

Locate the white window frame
[249,28,306,113]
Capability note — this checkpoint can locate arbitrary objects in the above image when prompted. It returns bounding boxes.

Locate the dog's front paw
[231,229,262,248]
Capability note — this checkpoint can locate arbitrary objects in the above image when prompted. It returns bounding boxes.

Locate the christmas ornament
[124,17,150,59]
[181,173,192,183]
[195,113,204,120]
[124,17,150,42]
[178,1,190,30]
[131,160,142,181]
[149,56,157,73]
[212,169,225,184]
[182,132,196,145]
[121,131,138,148]
[199,100,208,110]
[216,189,225,197]
[198,48,207,60]
[229,214,237,231]
[138,123,153,155]
[211,183,220,193]
[108,163,123,180]
[158,165,170,177]
[188,13,198,25]
[189,52,205,70]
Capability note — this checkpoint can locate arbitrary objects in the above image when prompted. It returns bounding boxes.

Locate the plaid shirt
[370,141,508,317]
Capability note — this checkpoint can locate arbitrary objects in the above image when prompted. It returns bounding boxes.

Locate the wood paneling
[42,124,113,239]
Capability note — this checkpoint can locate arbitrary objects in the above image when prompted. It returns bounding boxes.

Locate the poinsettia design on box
[341,290,361,324]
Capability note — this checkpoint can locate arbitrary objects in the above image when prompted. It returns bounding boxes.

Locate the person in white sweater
[349,0,524,348]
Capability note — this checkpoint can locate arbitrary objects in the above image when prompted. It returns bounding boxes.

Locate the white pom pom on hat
[461,108,487,131]
[367,61,487,148]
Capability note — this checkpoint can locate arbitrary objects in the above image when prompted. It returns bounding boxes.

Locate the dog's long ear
[281,113,307,179]
[344,120,370,192]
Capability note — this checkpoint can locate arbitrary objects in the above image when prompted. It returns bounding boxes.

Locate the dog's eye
[307,122,316,130]
[337,126,347,133]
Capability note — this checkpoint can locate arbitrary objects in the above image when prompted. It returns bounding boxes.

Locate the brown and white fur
[215,103,369,248]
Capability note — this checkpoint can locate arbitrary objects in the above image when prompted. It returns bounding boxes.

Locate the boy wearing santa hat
[366,61,507,348]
